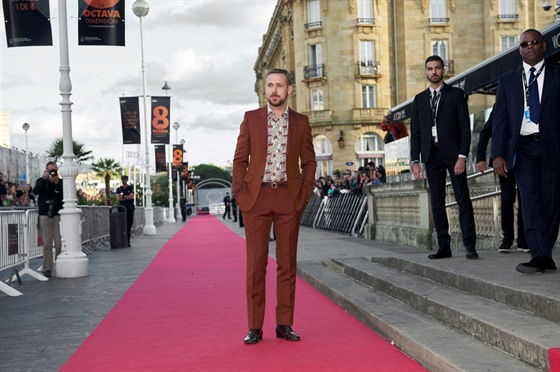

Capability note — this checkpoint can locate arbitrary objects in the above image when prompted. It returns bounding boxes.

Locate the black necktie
[528,67,540,123]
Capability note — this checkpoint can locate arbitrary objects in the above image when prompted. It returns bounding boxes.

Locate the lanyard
[430,88,442,126]
[522,64,544,107]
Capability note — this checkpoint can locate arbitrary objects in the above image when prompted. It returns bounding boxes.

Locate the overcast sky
[1,0,276,169]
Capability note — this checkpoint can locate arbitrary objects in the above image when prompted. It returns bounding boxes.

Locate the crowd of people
[0,172,36,207]
[313,162,386,198]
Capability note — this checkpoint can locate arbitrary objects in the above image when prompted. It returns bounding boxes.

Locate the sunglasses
[520,39,542,48]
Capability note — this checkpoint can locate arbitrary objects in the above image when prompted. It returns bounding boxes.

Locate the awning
[389,22,560,122]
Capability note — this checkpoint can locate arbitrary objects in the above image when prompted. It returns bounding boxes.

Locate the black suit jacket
[491,63,560,169]
[410,82,471,164]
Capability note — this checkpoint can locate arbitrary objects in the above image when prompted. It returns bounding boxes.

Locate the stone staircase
[298,253,560,371]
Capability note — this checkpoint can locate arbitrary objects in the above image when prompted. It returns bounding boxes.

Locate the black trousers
[498,173,526,248]
[425,148,476,249]
[125,206,134,245]
[514,138,560,259]
[223,206,231,219]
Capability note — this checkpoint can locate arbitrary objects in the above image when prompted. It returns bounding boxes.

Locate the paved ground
[1,215,558,372]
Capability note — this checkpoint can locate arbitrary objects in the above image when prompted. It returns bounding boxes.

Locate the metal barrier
[301,193,368,236]
[0,205,166,296]
[0,210,28,296]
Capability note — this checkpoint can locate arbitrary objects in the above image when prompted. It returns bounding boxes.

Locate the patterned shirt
[263,105,289,182]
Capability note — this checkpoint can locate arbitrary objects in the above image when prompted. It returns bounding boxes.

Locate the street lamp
[133,0,156,235]
[54,0,88,278]
[22,123,30,184]
[177,138,187,203]
[162,82,175,222]
[172,122,180,218]
[173,122,180,143]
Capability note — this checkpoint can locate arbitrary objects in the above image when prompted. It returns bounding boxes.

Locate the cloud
[3,0,277,167]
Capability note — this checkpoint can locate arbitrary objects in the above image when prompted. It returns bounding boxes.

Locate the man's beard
[429,74,442,84]
[267,95,287,107]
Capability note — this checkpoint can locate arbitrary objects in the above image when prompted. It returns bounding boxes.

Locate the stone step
[322,257,559,371]
[369,255,560,324]
[298,261,537,372]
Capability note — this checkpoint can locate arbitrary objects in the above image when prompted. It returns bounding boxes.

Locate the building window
[361,85,376,108]
[357,0,374,24]
[499,0,518,19]
[359,40,377,75]
[430,0,448,24]
[305,0,322,29]
[500,36,516,51]
[356,133,384,166]
[314,135,333,179]
[305,44,324,79]
[432,40,448,63]
[310,88,324,111]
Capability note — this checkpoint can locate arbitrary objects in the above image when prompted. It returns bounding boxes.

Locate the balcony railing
[356,18,375,25]
[304,64,325,79]
[498,13,519,20]
[352,107,385,123]
[356,61,380,77]
[304,21,322,29]
[429,17,449,24]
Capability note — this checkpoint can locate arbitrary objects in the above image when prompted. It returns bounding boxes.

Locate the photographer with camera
[33,161,63,278]
[116,175,135,247]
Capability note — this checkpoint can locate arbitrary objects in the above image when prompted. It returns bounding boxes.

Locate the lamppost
[162,82,175,222]
[178,138,185,217]
[173,122,181,218]
[133,0,156,235]
[55,0,88,278]
[22,123,30,184]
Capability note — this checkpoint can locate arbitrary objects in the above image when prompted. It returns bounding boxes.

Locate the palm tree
[91,158,122,202]
[46,138,94,164]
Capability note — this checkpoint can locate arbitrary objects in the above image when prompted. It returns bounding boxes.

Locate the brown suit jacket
[232,106,316,213]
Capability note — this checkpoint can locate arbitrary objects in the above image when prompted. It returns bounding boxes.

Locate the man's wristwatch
[410,160,419,167]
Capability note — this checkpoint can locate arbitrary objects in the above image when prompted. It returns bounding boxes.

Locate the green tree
[46,138,94,164]
[151,173,170,207]
[192,164,232,188]
[91,158,122,203]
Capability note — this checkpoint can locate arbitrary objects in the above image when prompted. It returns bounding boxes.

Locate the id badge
[524,108,531,123]
[431,126,438,138]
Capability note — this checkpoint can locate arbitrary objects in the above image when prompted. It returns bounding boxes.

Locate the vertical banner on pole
[2,0,53,47]
[151,96,170,144]
[119,97,141,144]
[172,145,183,172]
[78,0,125,46]
[154,144,166,172]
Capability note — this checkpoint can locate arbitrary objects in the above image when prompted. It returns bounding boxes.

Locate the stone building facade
[254,0,556,177]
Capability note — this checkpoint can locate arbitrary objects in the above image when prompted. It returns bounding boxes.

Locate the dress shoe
[275,325,300,341]
[428,248,452,259]
[465,246,479,259]
[244,329,263,344]
[498,242,512,253]
[42,270,52,278]
[515,257,557,274]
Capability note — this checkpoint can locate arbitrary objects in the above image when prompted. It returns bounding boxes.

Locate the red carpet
[550,348,560,372]
[61,215,427,371]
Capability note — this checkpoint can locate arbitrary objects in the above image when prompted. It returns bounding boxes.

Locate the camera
[49,170,57,177]
[47,199,56,218]
[543,0,552,11]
